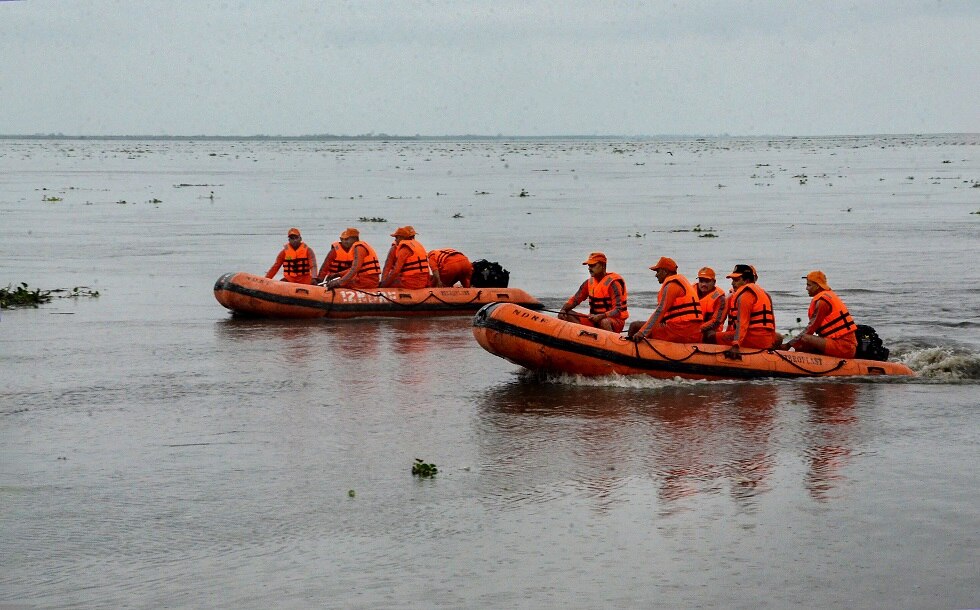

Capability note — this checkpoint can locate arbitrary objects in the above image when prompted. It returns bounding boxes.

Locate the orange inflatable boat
[214,272,543,319]
[473,303,915,380]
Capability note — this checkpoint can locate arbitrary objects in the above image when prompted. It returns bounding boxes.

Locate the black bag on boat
[854,324,889,361]
[471,260,510,288]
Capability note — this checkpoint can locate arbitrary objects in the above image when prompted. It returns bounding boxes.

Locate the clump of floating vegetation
[358,216,387,223]
[672,224,719,237]
[452,212,463,218]
[42,195,63,202]
[0,284,99,309]
[1,283,52,308]
[411,459,438,478]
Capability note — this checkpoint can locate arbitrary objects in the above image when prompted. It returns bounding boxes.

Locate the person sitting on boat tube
[695,266,728,341]
[427,248,474,288]
[265,227,317,285]
[379,226,430,289]
[713,264,778,359]
[316,227,382,289]
[628,256,702,343]
[776,270,858,359]
[558,252,629,333]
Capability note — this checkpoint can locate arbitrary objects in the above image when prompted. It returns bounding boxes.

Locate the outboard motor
[471,260,510,288]
[855,324,890,361]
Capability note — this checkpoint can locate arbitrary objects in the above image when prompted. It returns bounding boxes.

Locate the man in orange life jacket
[714,263,778,359]
[427,248,473,288]
[558,252,629,333]
[379,226,430,289]
[265,227,317,285]
[628,256,702,343]
[779,270,858,358]
[316,227,382,289]
[695,266,728,341]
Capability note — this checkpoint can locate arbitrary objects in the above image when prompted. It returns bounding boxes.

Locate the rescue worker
[265,227,317,285]
[721,265,757,334]
[379,225,430,289]
[558,252,629,333]
[316,227,381,289]
[714,264,778,359]
[696,266,728,341]
[427,248,474,288]
[779,270,858,358]
[628,256,702,343]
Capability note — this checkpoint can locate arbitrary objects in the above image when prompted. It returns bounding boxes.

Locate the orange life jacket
[808,289,856,339]
[725,288,737,331]
[428,248,466,271]
[326,241,354,275]
[658,274,701,324]
[699,286,726,323]
[282,242,312,280]
[588,272,629,320]
[395,239,429,281]
[349,241,381,284]
[732,283,776,331]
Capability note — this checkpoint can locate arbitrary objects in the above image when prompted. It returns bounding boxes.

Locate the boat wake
[896,346,980,381]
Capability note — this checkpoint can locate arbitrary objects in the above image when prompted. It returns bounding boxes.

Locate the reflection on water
[794,383,860,501]
[477,378,861,513]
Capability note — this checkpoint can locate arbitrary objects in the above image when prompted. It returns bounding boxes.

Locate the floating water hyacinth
[412,459,438,478]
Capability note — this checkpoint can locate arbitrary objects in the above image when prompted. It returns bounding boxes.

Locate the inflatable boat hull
[473,302,915,380]
[214,272,543,319]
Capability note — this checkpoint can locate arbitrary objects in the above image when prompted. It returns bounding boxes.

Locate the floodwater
[1,135,978,608]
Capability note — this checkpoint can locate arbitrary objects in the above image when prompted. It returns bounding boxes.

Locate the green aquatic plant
[358,216,387,222]
[42,195,63,202]
[51,286,100,300]
[0,284,99,309]
[412,459,438,478]
[672,224,719,235]
[1,283,52,308]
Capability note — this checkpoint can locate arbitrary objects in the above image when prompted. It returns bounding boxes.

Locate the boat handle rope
[329,287,485,309]
[632,337,706,362]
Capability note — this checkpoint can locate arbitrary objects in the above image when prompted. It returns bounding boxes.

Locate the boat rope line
[634,336,702,362]
[770,351,848,375]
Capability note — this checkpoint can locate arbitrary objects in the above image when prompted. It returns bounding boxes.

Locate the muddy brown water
[2,136,978,608]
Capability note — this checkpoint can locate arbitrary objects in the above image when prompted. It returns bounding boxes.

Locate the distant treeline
[0,133,694,142]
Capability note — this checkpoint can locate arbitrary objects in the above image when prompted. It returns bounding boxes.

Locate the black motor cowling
[471,259,510,288]
[855,324,890,361]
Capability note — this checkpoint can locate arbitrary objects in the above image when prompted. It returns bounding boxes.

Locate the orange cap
[803,270,830,290]
[697,266,715,280]
[391,225,416,238]
[287,227,301,237]
[649,256,677,272]
[726,264,754,279]
[582,252,607,265]
[340,227,359,239]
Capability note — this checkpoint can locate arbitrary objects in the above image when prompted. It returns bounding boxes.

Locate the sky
[2,0,978,137]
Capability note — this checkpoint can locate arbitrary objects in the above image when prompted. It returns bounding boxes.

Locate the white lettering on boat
[784,353,825,366]
[338,290,402,304]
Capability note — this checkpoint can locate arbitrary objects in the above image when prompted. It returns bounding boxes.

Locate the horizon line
[1,132,976,142]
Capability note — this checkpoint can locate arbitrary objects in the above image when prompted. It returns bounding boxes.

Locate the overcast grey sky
[2,0,977,136]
